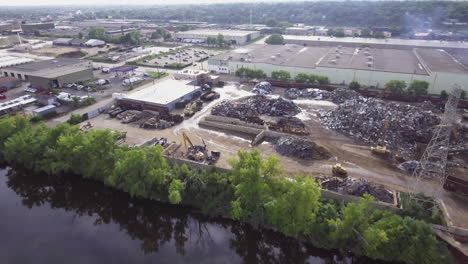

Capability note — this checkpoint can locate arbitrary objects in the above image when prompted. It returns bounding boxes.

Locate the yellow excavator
[182,132,207,162]
[371,118,392,158]
[332,163,348,178]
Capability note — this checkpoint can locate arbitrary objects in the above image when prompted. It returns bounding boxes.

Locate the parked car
[101,68,111,74]
[0,94,6,100]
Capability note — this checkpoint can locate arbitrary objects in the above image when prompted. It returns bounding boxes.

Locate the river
[0,167,394,264]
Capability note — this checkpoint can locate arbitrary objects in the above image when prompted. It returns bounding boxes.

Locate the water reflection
[0,168,391,264]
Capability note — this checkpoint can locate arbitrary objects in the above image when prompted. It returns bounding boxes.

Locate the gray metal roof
[4,58,84,73]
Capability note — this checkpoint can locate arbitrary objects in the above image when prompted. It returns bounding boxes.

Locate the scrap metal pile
[315,175,394,203]
[267,117,309,135]
[211,95,300,125]
[274,136,330,160]
[109,107,183,129]
[320,96,440,157]
[252,82,273,95]
[328,88,361,104]
[284,88,330,100]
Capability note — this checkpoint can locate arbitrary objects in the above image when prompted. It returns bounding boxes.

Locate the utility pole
[410,85,462,200]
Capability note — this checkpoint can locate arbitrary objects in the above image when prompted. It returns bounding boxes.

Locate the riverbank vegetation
[0,115,454,264]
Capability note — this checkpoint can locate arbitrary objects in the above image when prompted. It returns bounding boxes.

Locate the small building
[117,79,201,113]
[85,39,105,47]
[285,27,310,36]
[105,28,140,38]
[69,38,88,46]
[314,27,329,36]
[53,38,73,46]
[174,29,260,45]
[111,65,138,78]
[0,76,19,91]
[1,58,94,89]
[32,105,56,117]
[174,69,209,85]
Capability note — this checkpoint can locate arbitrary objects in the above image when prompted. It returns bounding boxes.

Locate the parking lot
[134,48,218,68]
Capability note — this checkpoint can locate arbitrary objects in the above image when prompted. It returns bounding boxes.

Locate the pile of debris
[140,137,170,148]
[116,110,143,124]
[110,108,182,130]
[284,88,330,100]
[328,88,361,104]
[320,97,440,157]
[274,136,330,160]
[211,95,300,124]
[398,160,420,174]
[419,101,442,113]
[315,175,394,203]
[267,117,309,135]
[211,100,265,125]
[252,82,273,95]
[245,95,300,117]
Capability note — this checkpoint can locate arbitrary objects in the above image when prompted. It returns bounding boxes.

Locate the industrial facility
[208,44,468,94]
[174,29,260,45]
[117,79,201,113]
[1,58,93,89]
[282,35,468,50]
[21,22,55,33]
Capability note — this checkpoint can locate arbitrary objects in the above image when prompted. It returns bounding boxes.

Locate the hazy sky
[0,0,302,6]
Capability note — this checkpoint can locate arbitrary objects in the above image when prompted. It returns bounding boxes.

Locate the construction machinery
[183,100,203,117]
[80,121,93,133]
[200,91,220,102]
[371,118,392,158]
[332,163,348,178]
[182,132,220,164]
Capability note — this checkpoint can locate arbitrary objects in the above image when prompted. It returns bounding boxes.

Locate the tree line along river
[0,167,398,264]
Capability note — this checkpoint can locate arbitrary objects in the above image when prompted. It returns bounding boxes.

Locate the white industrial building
[85,39,106,47]
[282,35,468,50]
[208,44,468,94]
[174,29,260,45]
[117,79,201,113]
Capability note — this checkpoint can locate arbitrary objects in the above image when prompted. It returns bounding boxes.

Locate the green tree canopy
[230,150,281,225]
[384,80,407,94]
[349,81,361,90]
[271,70,291,81]
[265,34,284,45]
[88,27,106,40]
[407,80,429,96]
[265,176,321,236]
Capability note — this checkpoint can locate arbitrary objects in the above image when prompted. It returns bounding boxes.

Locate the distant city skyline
[0,0,312,6]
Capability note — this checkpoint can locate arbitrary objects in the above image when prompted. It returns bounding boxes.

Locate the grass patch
[147,72,167,79]
[88,55,117,64]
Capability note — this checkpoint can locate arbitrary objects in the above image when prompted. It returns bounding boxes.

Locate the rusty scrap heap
[211,95,300,124]
[275,136,331,160]
[244,95,300,116]
[320,97,440,157]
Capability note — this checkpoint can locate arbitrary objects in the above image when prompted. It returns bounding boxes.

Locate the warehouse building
[117,79,201,113]
[282,35,468,50]
[285,27,311,36]
[174,29,260,45]
[21,22,55,33]
[1,58,93,89]
[208,44,468,94]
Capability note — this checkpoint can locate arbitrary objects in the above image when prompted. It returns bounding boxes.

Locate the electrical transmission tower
[410,85,462,199]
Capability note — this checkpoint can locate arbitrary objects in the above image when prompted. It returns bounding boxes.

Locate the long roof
[4,58,84,73]
[212,44,468,75]
[283,35,468,50]
[124,79,200,106]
